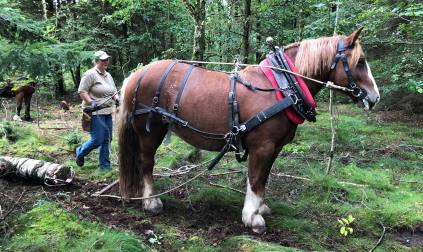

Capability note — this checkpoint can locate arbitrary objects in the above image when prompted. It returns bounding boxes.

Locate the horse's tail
[118,73,142,198]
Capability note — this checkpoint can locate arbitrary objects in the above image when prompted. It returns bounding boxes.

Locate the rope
[326,0,341,175]
[98,167,209,200]
[175,60,353,93]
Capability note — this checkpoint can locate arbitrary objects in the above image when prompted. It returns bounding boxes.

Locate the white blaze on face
[365,61,380,103]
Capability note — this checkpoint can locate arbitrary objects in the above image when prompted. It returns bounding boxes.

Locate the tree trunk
[55,65,65,96]
[255,0,262,63]
[183,0,206,61]
[0,156,74,185]
[241,0,251,64]
[41,0,48,20]
[70,64,81,89]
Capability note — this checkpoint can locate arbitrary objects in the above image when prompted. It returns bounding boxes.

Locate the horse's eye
[357,59,366,68]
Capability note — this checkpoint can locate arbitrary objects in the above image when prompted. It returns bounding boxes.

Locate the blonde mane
[287,36,363,77]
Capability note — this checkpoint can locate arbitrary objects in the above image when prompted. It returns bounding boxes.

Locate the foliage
[64,129,82,148]
[0,0,421,97]
[338,214,355,237]
[0,122,18,142]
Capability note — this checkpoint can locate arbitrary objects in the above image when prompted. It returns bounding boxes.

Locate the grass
[0,102,422,251]
[0,201,148,252]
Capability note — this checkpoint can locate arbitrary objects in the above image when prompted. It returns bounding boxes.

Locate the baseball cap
[94,50,111,61]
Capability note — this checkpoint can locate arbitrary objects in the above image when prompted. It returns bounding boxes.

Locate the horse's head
[328,28,380,110]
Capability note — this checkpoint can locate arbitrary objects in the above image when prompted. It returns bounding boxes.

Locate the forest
[0,0,422,251]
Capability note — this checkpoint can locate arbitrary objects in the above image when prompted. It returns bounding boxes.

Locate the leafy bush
[0,122,18,142]
[65,129,82,148]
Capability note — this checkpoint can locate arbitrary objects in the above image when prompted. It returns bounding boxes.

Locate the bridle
[330,40,367,100]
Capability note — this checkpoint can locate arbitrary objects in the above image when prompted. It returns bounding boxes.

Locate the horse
[0,79,36,121]
[117,28,380,234]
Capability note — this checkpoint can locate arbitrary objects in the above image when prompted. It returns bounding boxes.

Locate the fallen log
[0,156,74,185]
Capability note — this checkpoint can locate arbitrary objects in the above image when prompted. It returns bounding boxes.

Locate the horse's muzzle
[362,95,380,111]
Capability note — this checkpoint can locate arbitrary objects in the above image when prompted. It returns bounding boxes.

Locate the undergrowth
[0,103,422,251]
[0,201,148,252]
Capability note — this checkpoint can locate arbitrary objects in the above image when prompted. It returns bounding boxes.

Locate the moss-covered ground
[0,101,422,251]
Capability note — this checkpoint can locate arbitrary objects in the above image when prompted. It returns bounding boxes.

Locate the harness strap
[241,96,294,133]
[153,61,178,107]
[164,64,196,144]
[146,60,178,132]
[228,74,248,162]
[130,66,151,123]
[330,40,367,100]
[173,64,196,116]
[134,104,226,140]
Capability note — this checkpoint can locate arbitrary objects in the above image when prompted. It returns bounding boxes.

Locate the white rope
[175,60,353,93]
[326,0,341,175]
[98,167,209,200]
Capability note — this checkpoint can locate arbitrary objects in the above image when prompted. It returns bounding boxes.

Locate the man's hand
[83,100,97,113]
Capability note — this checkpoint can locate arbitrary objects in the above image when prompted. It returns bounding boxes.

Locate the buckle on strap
[231,125,246,135]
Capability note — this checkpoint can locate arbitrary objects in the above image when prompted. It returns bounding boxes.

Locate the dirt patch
[394,224,423,249]
[0,177,310,251]
[375,91,423,126]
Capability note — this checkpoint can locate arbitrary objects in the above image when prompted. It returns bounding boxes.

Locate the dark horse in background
[118,28,380,233]
[0,78,36,121]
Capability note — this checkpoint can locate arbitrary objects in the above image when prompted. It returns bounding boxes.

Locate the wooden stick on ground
[92,179,119,196]
[271,172,367,188]
[207,181,245,195]
[369,222,386,252]
[0,190,25,222]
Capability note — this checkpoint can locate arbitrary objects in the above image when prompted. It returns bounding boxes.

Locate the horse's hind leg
[242,143,278,234]
[13,93,24,121]
[23,94,33,121]
[138,123,167,214]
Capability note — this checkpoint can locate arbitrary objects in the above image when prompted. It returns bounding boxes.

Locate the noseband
[330,40,367,100]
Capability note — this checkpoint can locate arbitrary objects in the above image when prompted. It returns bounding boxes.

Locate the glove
[83,100,97,113]
[115,98,120,107]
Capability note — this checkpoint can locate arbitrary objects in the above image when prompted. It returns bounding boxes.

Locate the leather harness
[129,41,362,170]
[330,40,367,100]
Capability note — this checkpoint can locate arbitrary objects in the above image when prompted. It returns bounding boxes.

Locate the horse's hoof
[143,197,163,215]
[13,115,22,121]
[259,204,272,216]
[251,214,266,234]
[23,116,32,121]
[252,225,267,234]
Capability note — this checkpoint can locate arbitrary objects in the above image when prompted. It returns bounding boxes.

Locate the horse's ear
[345,27,363,47]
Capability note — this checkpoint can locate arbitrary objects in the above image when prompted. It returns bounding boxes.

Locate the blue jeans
[76,114,113,169]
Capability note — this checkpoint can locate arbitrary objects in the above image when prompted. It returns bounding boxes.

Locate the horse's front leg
[242,143,276,234]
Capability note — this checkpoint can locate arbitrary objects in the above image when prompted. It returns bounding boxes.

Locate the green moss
[220,236,304,252]
[1,201,148,252]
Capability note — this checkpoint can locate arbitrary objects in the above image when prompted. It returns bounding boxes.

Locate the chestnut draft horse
[0,79,36,121]
[118,28,380,233]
